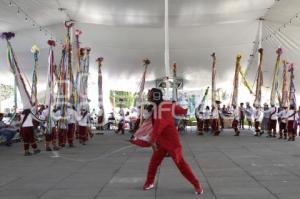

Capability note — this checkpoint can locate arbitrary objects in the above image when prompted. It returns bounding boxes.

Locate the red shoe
[143,183,154,191]
[195,187,203,195]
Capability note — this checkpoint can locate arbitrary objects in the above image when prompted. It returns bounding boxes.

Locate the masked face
[147,88,163,104]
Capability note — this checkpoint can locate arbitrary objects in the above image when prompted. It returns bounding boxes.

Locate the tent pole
[164,0,170,99]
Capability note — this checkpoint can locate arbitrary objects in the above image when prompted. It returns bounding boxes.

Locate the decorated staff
[2,32,43,155]
[137,58,150,126]
[55,46,69,147]
[137,59,151,104]
[46,40,56,130]
[64,20,76,107]
[30,45,39,110]
[239,65,253,94]
[96,57,104,130]
[281,61,289,108]
[78,47,91,109]
[74,29,82,107]
[40,40,59,151]
[1,32,32,109]
[231,54,242,107]
[270,48,283,106]
[254,48,264,108]
[200,87,209,111]
[211,53,216,108]
[288,63,297,108]
[172,63,178,101]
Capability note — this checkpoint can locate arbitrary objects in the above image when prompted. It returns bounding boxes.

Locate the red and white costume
[253,108,262,136]
[211,107,220,135]
[286,109,299,141]
[232,107,240,135]
[40,108,58,149]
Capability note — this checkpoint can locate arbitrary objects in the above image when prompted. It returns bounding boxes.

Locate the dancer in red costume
[143,88,203,195]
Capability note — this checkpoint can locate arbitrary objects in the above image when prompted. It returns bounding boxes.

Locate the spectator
[0,113,17,147]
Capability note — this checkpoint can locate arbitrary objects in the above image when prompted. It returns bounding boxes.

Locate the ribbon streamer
[31,44,39,108]
[231,54,242,107]
[2,32,32,109]
[288,63,297,108]
[270,48,283,106]
[211,53,216,107]
[281,60,289,107]
[253,48,264,107]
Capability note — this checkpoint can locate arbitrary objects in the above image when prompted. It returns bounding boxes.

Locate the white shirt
[77,112,90,127]
[245,107,253,120]
[254,109,262,122]
[195,107,204,120]
[21,113,34,127]
[278,109,288,123]
[263,108,271,118]
[286,110,299,121]
[143,109,153,120]
[53,110,62,122]
[232,108,240,121]
[39,108,55,127]
[204,110,210,120]
[211,108,219,119]
[269,107,278,120]
[21,111,41,128]
[67,108,77,124]
[98,108,104,117]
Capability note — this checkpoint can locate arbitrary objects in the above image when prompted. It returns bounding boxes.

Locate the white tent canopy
[0,0,299,109]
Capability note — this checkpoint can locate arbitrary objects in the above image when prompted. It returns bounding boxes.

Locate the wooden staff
[64,20,76,107]
[96,57,104,110]
[270,48,283,106]
[254,48,263,107]
[231,54,242,107]
[172,63,178,101]
[211,53,216,107]
[281,60,289,107]
[138,59,151,126]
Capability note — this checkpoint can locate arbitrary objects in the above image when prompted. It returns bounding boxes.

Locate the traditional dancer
[253,105,262,136]
[245,102,254,129]
[115,106,126,134]
[266,104,278,138]
[143,88,203,195]
[211,104,220,136]
[278,106,288,139]
[20,109,41,156]
[286,104,299,141]
[261,103,270,135]
[220,105,228,130]
[239,103,245,129]
[232,104,240,136]
[203,106,210,132]
[54,107,68,147]
[67,106,76,147]
[195,105,204,135]
[77,107,90,145]
[40,107,59,151]
[97,107,104,131]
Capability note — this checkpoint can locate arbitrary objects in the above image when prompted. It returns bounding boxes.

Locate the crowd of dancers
[195,102,300,141]
[0,105,96,156]
[1,100,300,156]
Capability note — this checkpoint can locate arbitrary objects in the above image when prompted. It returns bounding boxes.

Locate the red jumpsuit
[145,102,202,190]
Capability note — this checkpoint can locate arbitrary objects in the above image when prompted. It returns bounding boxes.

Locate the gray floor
[1,129,300,199]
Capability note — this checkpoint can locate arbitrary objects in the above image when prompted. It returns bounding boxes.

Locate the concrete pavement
[1,129,300,199]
